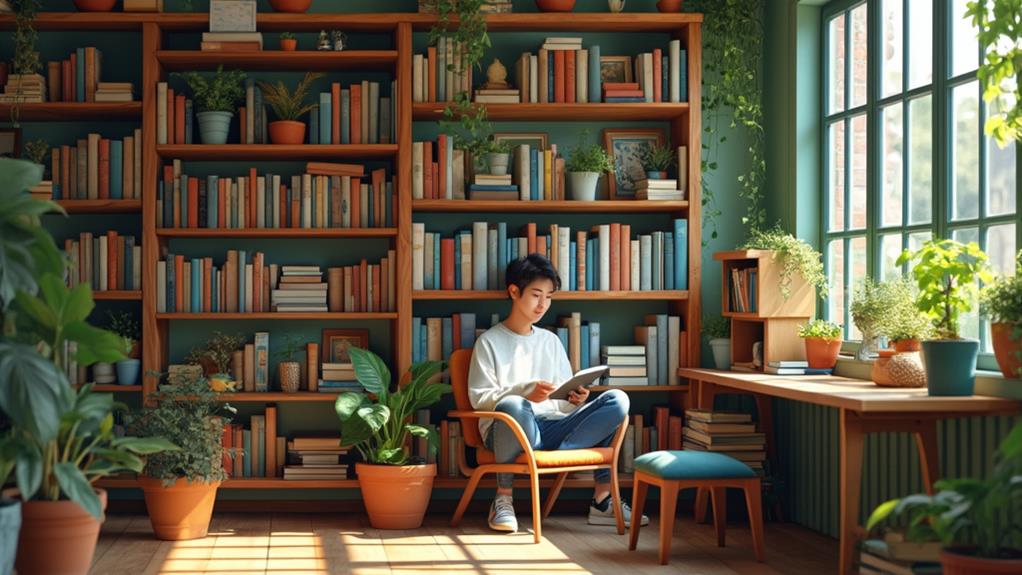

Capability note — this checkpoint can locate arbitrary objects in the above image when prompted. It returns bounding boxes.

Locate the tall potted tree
[897,239,992,396]
[334,347,448,529]
[175,66,246,145]
[981,250,1022,379]
[258,72,324,145]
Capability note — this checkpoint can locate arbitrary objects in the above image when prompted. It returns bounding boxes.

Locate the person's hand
[526,381,557,402]
[567,386,589,405]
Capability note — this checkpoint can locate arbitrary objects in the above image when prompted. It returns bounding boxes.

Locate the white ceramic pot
[709,338,731,370]
[568,171,600,201]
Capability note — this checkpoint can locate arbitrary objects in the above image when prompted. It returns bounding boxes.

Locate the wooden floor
[88,512,837,574]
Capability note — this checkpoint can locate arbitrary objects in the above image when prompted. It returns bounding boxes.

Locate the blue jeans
[484,389,629,489]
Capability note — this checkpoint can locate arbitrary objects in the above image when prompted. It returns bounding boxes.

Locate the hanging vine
[685,0,766,240]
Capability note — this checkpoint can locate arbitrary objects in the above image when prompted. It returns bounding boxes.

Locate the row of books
[311,81,395,145]
[47,131,143,200]
[9,47,127,104]
[158,163,393,230]
[63,232,141,292]
[727,265,759,313]
[156,251,397,314]
[682,409,765,472]
[156,83,196,145]
[619,408,685,473]
[285,436,348,481]
[411,36,472,104]
[410,220,689,292]
[222,405,281,478]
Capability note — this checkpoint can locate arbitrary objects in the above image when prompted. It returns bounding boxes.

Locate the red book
[427,46,437,102]
[106,231,118,290]
[525,222,537,255]
[352,264,361,312]
[203,257,212,312]
[603,89,645,98]
[278,184,287,229]
[437,134,448,199]
[175,94,185,144]
[349,83,362,145]
[61,60,72,102]
[350,177,361,228]
[68,53,77,102]
[440,238,455,290]
[371,168,385,227]
[174,254,184,312]
[98,139,110,199]
[653,48,663,103]
[565,50,576,104]
[452,313,462,350]
[553,50,566,103]
[239,106,247,145]
[620,224,631,291]
[359,259,368,312]
[166,88,175,145]
[248,168,257,229]
[218,179,227,229]
[330,82,341,144]
[422,142,434,200]
[609,223,620,291]
[187,177,199,228]
[603,82,640,91]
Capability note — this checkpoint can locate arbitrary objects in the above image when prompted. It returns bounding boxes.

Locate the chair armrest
[447,410,538,465]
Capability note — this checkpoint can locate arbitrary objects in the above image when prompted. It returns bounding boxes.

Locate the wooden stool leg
[694,486,709,524]
[710,487,727,548]
[530,470,542,543]
[658,481,679,565]
[628,476,649,551]
[452,468,484,527]
[744,479,765,562]
[610,464,625,535]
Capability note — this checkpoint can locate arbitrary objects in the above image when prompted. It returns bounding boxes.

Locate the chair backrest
[449,348,485,449]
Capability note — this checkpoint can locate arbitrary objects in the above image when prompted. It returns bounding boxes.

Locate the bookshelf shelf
[93,290,143,301]
[156,312,398,320]
[221,392,344,402]
[157,228,397,239]
[0,102,141,121]
[55,199,142,214]
[408,13,702,32]
[413,199,689,213]
[157,144,399,161]
[413,290,689,301]
[412,102,689,122]
[157,51,399,72]
[91,385,142,392]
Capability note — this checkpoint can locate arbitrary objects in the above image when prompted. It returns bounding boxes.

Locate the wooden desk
[677,367,1019,575]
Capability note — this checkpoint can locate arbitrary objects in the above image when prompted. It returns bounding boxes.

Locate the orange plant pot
[280,39,298,51]
[657,0,684,12]
[535,0,576,11]
[941,548,1022,575]
[269,120,307,145]
[73,0,116,10]
[5,488,107,575]
[139,477,220,540]
[268,0,312,12]
[991,323,1022,379]
[893,338,921,353]
[356,462,435,529]
[804,337,841,369]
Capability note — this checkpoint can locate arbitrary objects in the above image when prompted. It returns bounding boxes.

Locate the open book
[539,365,610,401]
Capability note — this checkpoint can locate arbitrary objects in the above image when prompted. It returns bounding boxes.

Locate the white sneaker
[488,494,518,532]
[587,496,649,527]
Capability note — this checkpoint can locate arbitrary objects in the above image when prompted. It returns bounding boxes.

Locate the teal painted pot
[0,498,20,575]
[116,359,141,386]
[921,339,979,396]
[196,111,233,145]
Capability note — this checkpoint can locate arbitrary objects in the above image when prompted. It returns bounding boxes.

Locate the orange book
[62,59,72,102]
[84,47,96,102]
[609,223,621,291]
[452,313,462,350]
[306,162,364,177]
[248,168,257,229]
[350,177,361,228]
[203,257,212,312]
[278,184,287,229]
[232,426,243,476]
[221,424,233,476]
[437,134,448,199]
[372,263,381,312]
[187,176,199,228]
[174,254,184,312]
[427,46,437,102]
[603,82,640,91]
[603,89,645,98]
[61,145,71,196]
[653,48,663,102]
[98,138,110,199]
[330,82,341,144]
[252,252,263,313]
[553,50,566,103]
[372,168,385,227]
[225,250,238,312]
[306,343,318,391]
[565,50,576,104]
[668,416,682,450]
[69,53,78,102]
[359,259,368,312]
[106,231,118,290]
[264,405,277,477]
[174,94,186,144]
[654,406,669,451]
[290,198,300,227]
[422,142,433,200]
[380,256,389,312]
[440,238,455,290]
[525,222,537,255]
[349,83,362,145]
[620,224,631,290]
[166,88,175,145]
[239,106,247,145]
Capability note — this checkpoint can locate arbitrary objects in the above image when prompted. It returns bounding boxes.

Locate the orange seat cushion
[476,447,614,467]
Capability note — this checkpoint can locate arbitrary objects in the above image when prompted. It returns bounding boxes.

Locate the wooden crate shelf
[157,228,397,239]
[93,290,142,301]
[157,144,398,161]
[156,312,397,320]
[413,290,688,301]
[156,50,398,71]
[413,199,688,213]
[55,200,142,214]
[0,102,141,121]
[413,102,689,122]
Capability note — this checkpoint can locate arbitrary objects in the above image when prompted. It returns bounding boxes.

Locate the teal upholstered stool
[627,450,765,565]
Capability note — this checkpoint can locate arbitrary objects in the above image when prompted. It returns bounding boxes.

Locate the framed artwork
[321,328,369,364]
[599,56,634,84]
[603,128,666,199]
[0,128,21,159]
[493,132,548,152]
[209,0,257,33]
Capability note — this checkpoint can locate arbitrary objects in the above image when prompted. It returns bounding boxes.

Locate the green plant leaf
[349,347,391,398]
[53,462,103,520]
[376,448,406,465]
[90,447,145,473]
[110,436,180,455]
[15,443,42,500]
[356,404,390,433]
[63,321,127,365]
[334,392,367,422]
[0,343,73,441]
[339,414,373,448]
[865,498,900,531]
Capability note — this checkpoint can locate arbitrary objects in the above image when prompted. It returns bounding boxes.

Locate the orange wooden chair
[447,348,628,542]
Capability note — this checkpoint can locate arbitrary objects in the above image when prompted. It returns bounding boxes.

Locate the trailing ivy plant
[9,0,42,126]
[966,0,1022,147]
[742,227,828,300]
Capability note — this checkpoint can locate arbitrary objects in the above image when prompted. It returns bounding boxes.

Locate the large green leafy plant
[175,66,247,114]
[334,347,449,465]
[565,131,614,174]
[966,0,1022,147]
[897,239,992,340]
[741,227,828,300]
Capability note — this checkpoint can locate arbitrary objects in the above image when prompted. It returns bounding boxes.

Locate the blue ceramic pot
[921,339,979,396]
[0,498,20,575]
[196,111,232,145]
[116,359,141,386]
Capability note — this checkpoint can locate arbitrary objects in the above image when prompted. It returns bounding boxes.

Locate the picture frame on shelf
[209,0,258,33]
[0,127,21,158]
[321,328,369,364]
[493,132,548,152]
[603,128,665,199]
[599,56,634,84]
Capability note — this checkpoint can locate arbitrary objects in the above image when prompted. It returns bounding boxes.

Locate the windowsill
[834,356,1022,401]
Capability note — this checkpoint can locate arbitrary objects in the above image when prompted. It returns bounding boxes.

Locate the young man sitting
[467,254,649,533]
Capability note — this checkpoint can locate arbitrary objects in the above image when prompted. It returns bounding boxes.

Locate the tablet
[545,365,610,401]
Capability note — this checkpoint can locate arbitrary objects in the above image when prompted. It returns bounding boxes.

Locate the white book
[577,49,588,104]
[669,39,681,103]
[668,315,680,384]
[643,52,654,103]
[472,221,488,291]
[631,239,640,290]
[157,82,167,145]
[412,223,425,290]
[557,226,570,283]
[412,141,424,199]
[413,54,424,103]
[513,144,530,201]
[157,260,167,312]
[530,54,539,103]
[598,224,610,291]
[302,174,312,227]
[639,235,652,290]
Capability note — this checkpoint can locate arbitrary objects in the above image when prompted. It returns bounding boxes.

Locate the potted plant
[127,375,234,541]
[9,0,41,126]
[106,309,142,385]
[175,66,246,145]
[981,250,1022,379]
[851,277,900,360]
[740,227,829,300]
[883,278,933,352]
[641,144,674,180]
[866,419,1022,574]
[703,315,731,370]
[335,347,448,529]
[258,72,324,145]
[269,0,312,12]
[72,0,116,11]
[186,331,245,392]
[277,334,304,393]
[0,158,177,575]
[657,0,683,12]
[897,239,992,396]
[279,31,297,51]
[798,319,842,369]
[565,130,614,201]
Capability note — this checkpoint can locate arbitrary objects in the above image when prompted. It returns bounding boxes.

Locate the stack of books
[859,539,941,575]
[285,436,348,481]
[473,88,520,103]
[319,362,361,393]
[94,82,134,102]
[602,345,648,386]
[602,81,644,103]
[682,409,766,472]
[222,405,283,478]
[764,360,833,375]
[636,178,683,200]
[201,31,263,51]
[272,266,327,312]
[0,73,44,103]
[479,0,512,13]
[468,174,518,200]
[123,0,163,11]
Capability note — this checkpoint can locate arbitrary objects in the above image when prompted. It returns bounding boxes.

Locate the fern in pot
[565,130,613,201]
[258,72,324,145]
[334,347,448,529]
[641,143,675,180]
[175,66,246,145]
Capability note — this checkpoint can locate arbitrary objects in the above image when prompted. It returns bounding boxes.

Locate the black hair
[505,253,562,298]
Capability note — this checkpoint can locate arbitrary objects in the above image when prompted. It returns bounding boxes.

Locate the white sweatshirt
[467,322,577,440]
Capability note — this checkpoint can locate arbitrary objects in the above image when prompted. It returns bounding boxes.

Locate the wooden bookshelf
[157,228,397,239]
[156,312,398,320]
[413,199,689,213]
[157,50,398,72]
[56,199,142,214]
[407,12,702,32]
[93,290,143,301]
[412,102,689,122]
[0,102,141,121]
[221,392,343,402]
[92,385,143,392]
[156,144,398,161]
[413,290,689,301]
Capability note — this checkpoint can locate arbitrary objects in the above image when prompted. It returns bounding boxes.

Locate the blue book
[454,234,462,290]
[652,232,663,290]
[557,327,568,353]
[569,241,576,291]
[419,324,427,364]
[433,233,441,290]
[749,269,757,312]
[665,231,674,290]
[166,251,175,313]
[529,148,540,200]
[242,429,251,478]
[680,49,688,101]
[309,108,319,144]
[580,324,590,369]
[804,368,833,375]
[588,45,602,103]
[412,317,421,363]
[460,312,476,350]
[385,182,394,227]
[445,135,454,197]
[341,89,350,144]
[76,48,85,102]
[179,174,189,228]
[184,99,193,144]
[662,56,669,103]
[442,317,453,360]
[589,322,600,366]
[191,258,201,312]
[124,236,134,289]
[585,238,594,291]
[238,250,246,313]
[673,218,687,289]
[547,51,555,103]
[497,222,507,272]
[487,229,498,289]
[604,97,646,102]
[319,92,331,144]
[469,184,519,192]
[109,140,123,200]
[510,239,518,262]
[206,176,218,228]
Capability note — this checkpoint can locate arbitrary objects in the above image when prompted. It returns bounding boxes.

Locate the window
[823,0,1020,361]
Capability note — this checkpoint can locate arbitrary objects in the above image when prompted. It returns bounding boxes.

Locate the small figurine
[332,30,348,51]
[316,30,332,51]
[481,58,510,90]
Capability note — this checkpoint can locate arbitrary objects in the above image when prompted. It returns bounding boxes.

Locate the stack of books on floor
[284,436,348,480]
[859,538,941,575]
[636,178,684,201]
[764,360,833,375]
[682,409,765,473]
[319,362,361,393]
[273,266,327,312]
[602,345,648,386]
[468,174,519,200]
[0,73,44,103]
[201,31,263,51]
[94,82,134,102]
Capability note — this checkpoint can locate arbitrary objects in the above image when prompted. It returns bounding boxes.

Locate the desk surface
[678,368,1019,414]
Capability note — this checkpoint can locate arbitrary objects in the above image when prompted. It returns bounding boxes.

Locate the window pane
[987,138,1017,218]
[952,81,980,221]
[829,14,846,114]
[850,114,868,229]
[881,0,903,97]
[880,233,904,281]
[828,239,846,328]
[908,230,931,252]
[907,0,933,89]
[829,120,846,232]
[987,224,1017,275]
[849,236,868,339]
[952,227,981,341]
[882,103,904,227]
[951,0,979,77]
[850,4,869,108]
[952,227,979,245]
[909,94,933,224]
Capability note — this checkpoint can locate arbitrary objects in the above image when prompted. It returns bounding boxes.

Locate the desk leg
[914,421,940,495]
[839,409,865,575]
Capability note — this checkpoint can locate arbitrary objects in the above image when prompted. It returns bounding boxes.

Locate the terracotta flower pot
[536,0,576,11]
[893,338,921,353]
[269,0,312,12]
[990,323,1022,379]
[269,120,307,145]
[940,548,1022,575]
[804,337,841,369]
[279,361,302,392]
[73,0,116,11]
[356,462,435,529]
[4,488,107,575]
[139,477,220,541]
[657,0,684,12]
[280,39,298,51]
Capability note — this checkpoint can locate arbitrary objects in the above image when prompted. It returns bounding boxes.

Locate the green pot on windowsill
[921,339,979,396]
